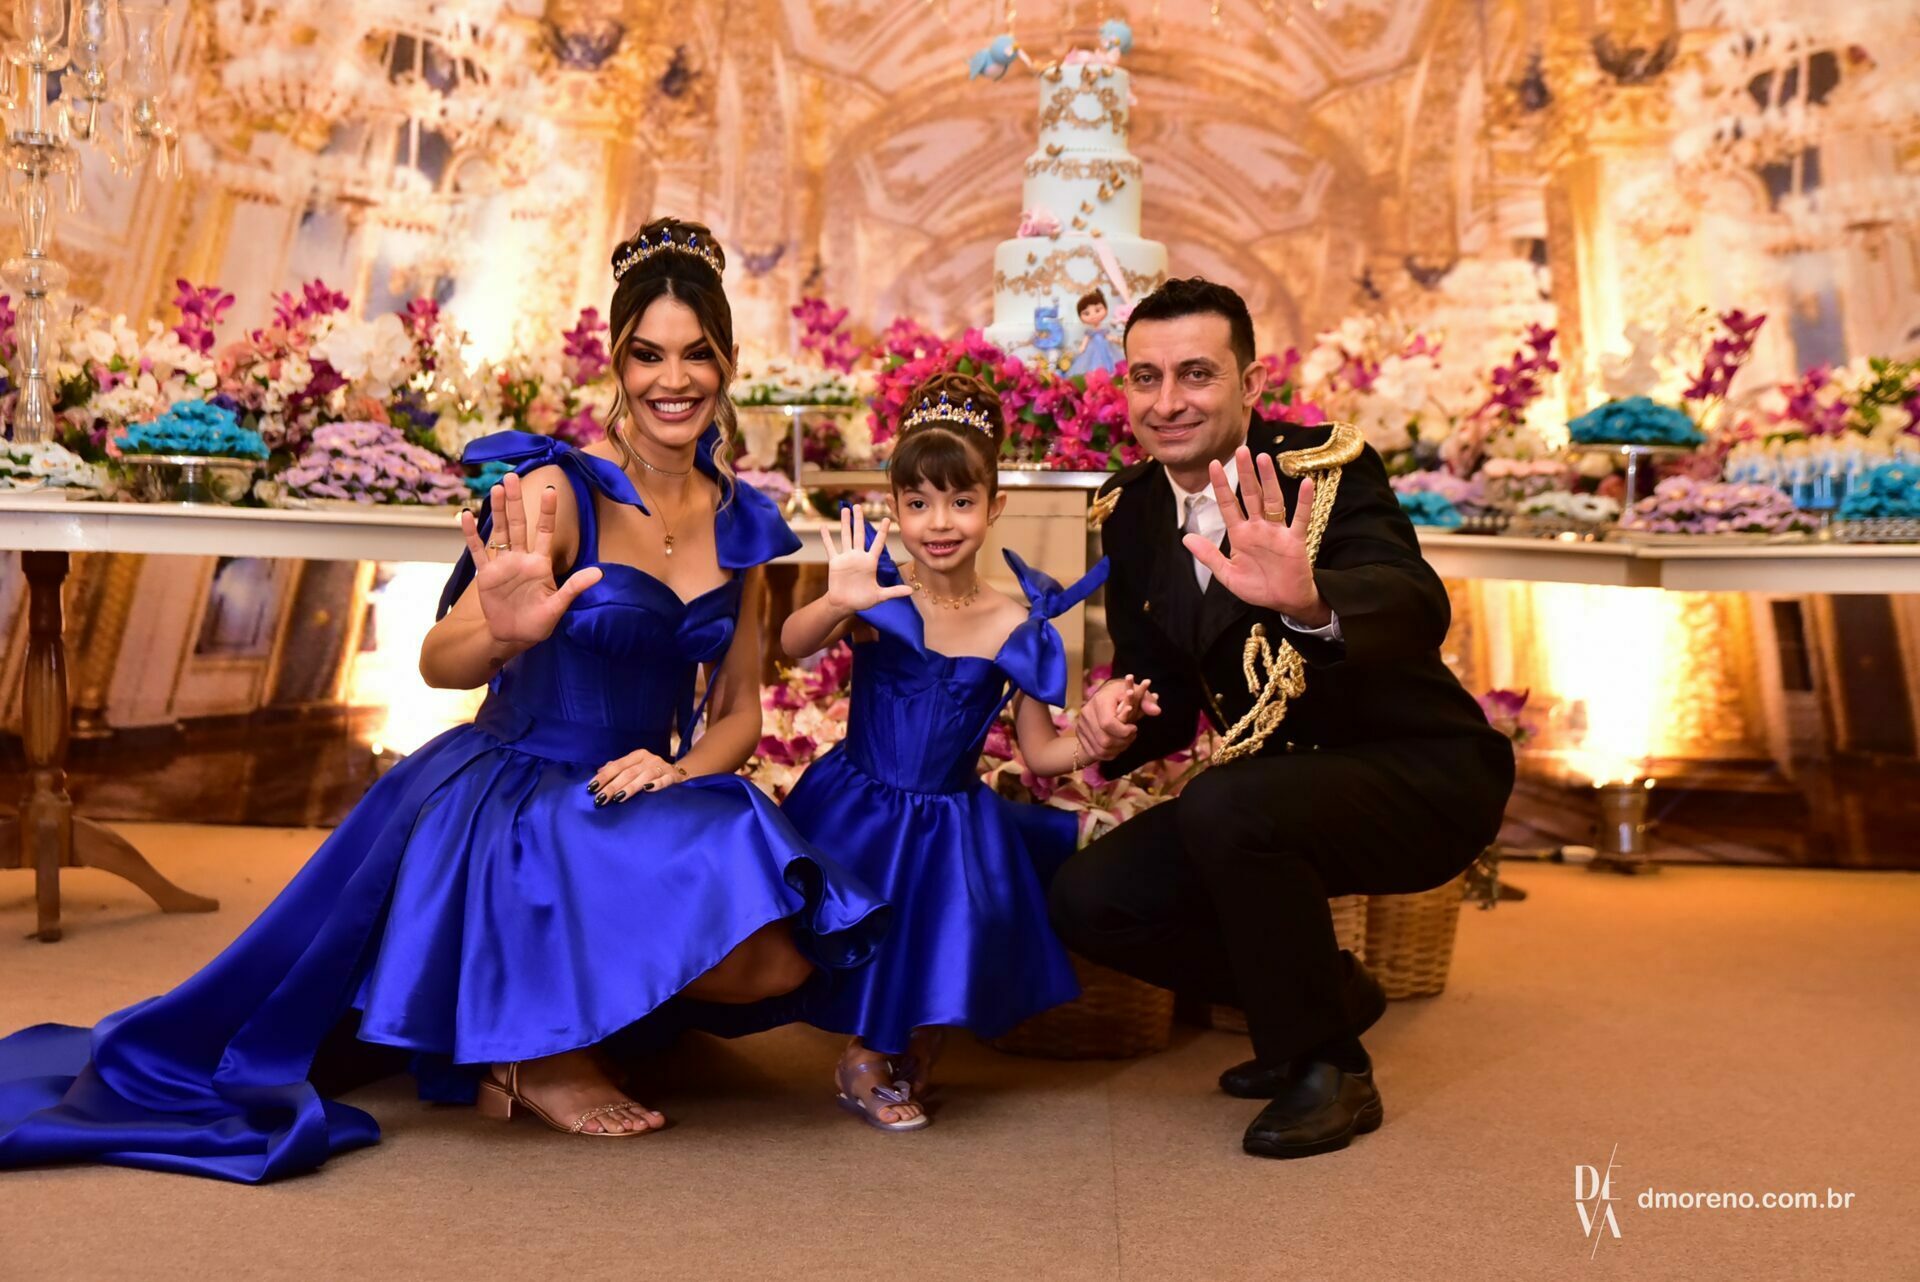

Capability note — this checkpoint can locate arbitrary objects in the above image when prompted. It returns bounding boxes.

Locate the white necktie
[1183,493,1212,590]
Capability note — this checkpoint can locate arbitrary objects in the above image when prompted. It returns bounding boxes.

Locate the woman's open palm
[458,471,603,646]
[819,506,913,613]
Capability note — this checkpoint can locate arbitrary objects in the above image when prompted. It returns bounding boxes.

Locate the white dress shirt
[1166,455,1343,641]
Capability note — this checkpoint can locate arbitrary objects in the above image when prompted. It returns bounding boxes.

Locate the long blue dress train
[0,429,888,1182]
[781,546,1108,1054]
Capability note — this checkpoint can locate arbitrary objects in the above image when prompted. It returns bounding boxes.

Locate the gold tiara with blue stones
[903,391,994,435]
[613,228,723,282]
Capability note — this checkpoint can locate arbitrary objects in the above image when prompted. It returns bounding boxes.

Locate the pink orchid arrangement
[1684,309,1766,405]
[792,297,864,373]
[1443,324,1559,476]
[171,279,234,356]
[213,277,356,456]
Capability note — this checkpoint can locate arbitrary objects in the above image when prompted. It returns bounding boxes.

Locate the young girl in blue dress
[0,219,889,1181]
[780,372,1110,1131]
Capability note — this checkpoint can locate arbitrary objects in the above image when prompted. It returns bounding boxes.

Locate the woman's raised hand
[820,506,914,614]
[458,471,604,646]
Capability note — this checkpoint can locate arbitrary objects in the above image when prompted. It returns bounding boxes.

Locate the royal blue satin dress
[782,548,1108,1054]
[0,429,888,1183]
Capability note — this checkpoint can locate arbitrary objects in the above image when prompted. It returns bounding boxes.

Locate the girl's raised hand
[459,471,603,646]
[820,506,914,614]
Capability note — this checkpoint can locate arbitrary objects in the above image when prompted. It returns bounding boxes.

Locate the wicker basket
[1363,874,1467,999]
[1203,894,1369,1035]
[985,953,1176,1059]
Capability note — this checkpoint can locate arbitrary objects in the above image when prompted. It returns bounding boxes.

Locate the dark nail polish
[640,782,654,792]
[586,780,601,795]
[594,794,608,807]
[612,790,627,803]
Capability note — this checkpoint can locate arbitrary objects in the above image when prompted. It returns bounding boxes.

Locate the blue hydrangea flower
[465,458,515,498]
[1397,489,1464,528]
[1838,462,1920,520]
[1568,396,1705,447]
[114,400,268,459]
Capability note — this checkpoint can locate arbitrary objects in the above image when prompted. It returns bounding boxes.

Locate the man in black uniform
[1049,277,1514,1159]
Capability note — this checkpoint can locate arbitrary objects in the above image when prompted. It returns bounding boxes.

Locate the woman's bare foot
[492,1048,665,1135]
[836,1039,925,1126]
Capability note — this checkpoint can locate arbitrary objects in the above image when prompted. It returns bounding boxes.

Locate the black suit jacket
[1096,418,1512,834]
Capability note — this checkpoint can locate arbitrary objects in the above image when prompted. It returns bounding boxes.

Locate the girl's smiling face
[890,480,1006,573]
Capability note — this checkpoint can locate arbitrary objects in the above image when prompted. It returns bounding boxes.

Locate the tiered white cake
[983,62,1168,356]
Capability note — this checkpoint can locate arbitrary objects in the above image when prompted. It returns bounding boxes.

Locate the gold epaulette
[1087,486,1122,530]
[1276,421,1365,477]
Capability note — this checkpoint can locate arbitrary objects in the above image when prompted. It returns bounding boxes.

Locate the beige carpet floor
[1,824,1915,1281]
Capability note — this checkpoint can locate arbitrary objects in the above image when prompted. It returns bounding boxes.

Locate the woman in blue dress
[779,372,1110,1130]
[0,218,888,1181]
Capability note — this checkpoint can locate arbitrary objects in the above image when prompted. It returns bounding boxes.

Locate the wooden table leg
[2,549,217,941]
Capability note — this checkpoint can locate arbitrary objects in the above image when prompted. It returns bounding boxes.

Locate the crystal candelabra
[1,0,182,444]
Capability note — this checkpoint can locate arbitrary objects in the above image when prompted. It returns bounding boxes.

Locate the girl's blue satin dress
[782,546,1108,1055]
[0,429,888,1183]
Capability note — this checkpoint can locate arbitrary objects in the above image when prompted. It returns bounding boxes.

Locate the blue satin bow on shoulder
[998,550,1110,707]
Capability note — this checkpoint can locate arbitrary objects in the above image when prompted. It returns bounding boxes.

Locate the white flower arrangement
[1517,490,1621,523]
[1,440,102,491]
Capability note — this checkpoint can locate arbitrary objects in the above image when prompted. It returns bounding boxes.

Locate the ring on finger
[487,540,509,550]
[1262,507,1286,520]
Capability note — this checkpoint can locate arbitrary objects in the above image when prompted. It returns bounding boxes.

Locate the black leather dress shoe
[1241,1059,1383,1160]
[1217,953,1387,1099]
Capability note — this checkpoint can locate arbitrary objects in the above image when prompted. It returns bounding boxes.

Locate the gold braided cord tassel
[1209,428,1356,764]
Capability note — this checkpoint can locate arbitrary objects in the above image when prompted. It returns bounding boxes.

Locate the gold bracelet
[1070,741,1085,773]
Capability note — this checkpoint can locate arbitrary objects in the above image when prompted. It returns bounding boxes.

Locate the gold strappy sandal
[475,1062,657,1138]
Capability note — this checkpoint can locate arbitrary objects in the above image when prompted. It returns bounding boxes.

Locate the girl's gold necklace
[907,564,979,609]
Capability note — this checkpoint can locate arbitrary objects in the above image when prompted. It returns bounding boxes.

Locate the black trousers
[1047,744,1496,1066]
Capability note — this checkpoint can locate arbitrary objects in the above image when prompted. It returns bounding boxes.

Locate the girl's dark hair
[890,371,1006,498]
[604,217,738,497]
[1076,288,1108,315]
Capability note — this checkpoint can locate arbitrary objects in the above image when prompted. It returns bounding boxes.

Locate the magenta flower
[1685,309,1767,403]
[270,279,351,331]
[171,279,235,355]
[1476,688,1533,742]
[793,296,860,373]
[562,307,611,384]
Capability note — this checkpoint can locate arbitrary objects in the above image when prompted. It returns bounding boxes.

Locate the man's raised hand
[1182,446,1331,625]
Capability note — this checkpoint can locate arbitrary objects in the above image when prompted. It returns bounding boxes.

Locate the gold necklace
[614,428,694,478]
[616,433,691,557]
[907,564,980,610]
